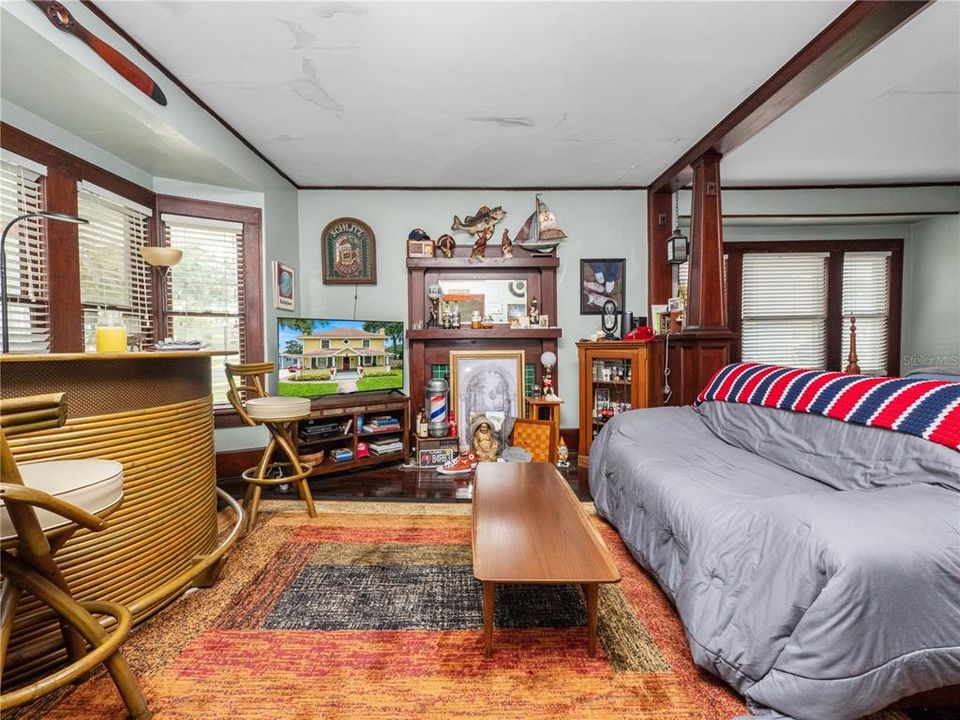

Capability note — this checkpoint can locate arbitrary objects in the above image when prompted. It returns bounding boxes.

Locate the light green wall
[298,190,648,426]
[903,215,960,370]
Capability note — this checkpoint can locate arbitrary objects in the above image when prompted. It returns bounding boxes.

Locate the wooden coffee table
[471,462,620,656]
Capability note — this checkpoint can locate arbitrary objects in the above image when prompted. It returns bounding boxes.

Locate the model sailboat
[514,195,567,254]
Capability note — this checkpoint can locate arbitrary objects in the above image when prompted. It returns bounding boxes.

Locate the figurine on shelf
[556,437,570,468]
[437,234,456,258]
[528,297,540,325]
[500,227,514,258]
[471,228,491,258]
[426,284,443,328]
[471,416,499,463]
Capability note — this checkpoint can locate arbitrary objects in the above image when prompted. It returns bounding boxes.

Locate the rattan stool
[225,362,316,532]
[0,393,151,719]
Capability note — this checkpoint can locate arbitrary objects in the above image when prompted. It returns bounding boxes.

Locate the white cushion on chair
[1,459,124,542]
[245,396,311,421]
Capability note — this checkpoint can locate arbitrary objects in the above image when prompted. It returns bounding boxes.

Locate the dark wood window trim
[155,196,264,427]
[1,124,265,425]
[724,239,903,375]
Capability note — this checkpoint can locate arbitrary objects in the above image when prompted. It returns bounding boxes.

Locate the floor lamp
[1,211,88,354]
[140,246,183,339]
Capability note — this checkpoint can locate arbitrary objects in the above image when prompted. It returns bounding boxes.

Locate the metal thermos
[425,378,450,438]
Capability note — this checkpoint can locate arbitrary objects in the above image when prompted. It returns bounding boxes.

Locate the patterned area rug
[11,501,754,719]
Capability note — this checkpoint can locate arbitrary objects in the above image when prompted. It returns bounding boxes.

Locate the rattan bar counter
[0,351,243,684]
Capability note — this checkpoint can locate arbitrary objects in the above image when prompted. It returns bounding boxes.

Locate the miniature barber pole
[425,378,450,438]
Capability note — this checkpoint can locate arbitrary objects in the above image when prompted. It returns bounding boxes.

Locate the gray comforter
[589,401,960,720]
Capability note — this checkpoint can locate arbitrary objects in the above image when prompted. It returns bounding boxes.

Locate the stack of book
[363,415,401,433]
[369,439,403,456]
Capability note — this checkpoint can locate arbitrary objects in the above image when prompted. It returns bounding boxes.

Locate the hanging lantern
[666,190,688,265]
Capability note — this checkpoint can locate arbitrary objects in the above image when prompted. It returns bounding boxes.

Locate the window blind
[842,252,891,376]
[162,215,245,405]
[0,159,49,353]
[78,187,154,349]
[741,252,828,368]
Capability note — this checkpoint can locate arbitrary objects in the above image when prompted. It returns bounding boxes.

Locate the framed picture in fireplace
[449,350,524,450]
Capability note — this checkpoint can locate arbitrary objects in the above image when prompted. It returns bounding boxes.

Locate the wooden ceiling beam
[648,0,933,194]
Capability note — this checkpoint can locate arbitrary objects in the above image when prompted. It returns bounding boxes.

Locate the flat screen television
[277,317,404,398]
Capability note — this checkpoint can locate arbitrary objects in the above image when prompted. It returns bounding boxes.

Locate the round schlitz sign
[321,217,377,285]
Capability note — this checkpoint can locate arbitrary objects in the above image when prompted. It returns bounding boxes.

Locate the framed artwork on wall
[580,258,625,315]
[321,217,377,285]
[449,350,525,450]
[272,261,296,311]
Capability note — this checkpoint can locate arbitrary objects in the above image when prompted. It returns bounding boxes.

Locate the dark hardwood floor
[219,460,592,503]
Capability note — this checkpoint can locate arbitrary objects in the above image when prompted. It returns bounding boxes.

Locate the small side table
[525,398,563,463]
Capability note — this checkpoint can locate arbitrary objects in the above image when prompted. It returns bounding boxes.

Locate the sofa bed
[589,363,960,719]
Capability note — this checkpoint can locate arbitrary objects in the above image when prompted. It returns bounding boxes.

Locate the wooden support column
[685,151,726,331]
[647,191,673,309]
[44,168,84,353]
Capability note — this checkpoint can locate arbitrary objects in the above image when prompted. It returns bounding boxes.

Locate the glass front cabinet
[576,340,654,467]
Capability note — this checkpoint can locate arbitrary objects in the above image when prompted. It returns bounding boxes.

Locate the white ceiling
[722,0,960,186]
[96,0,851,187]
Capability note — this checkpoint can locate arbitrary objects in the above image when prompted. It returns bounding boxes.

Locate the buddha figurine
[471,419,499,463]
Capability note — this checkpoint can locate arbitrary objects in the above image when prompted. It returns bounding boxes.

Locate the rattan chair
[0,393,151,719]
[225,362,316,531]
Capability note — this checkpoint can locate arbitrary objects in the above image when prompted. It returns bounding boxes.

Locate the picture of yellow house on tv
[278,318,404,397]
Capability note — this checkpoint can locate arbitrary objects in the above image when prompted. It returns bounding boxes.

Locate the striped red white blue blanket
[696,363,960,452]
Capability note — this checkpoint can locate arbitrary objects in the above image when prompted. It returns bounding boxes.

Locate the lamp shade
[540,351,557,368]
[140,246,183,268]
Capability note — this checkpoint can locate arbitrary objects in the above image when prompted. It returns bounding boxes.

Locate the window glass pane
[167,223,242,315]
[0,159,49,352]
[78,188,153,346]
[842,253,890,375]
[163,216,246,405]
[741,253,828,368]
[171,314,240,404]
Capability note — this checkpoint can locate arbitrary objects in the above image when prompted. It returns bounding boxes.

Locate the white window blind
[842,252,891,376]
[0,159,49,353]
[741,253,828,368]
[162,215,245,405]
[78,187,154,349]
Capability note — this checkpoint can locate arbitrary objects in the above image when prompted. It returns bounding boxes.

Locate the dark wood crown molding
[81,1,298,189]
[649,1,934,194]
[715,181,960,191]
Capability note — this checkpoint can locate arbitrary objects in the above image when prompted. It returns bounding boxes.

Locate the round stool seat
[245,396,311,421]
[1,459,124,542]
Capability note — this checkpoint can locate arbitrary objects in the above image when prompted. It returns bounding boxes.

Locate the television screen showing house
[277,318,404,397]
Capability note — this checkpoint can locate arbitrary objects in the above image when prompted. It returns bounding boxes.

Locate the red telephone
[624,325,655,342]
